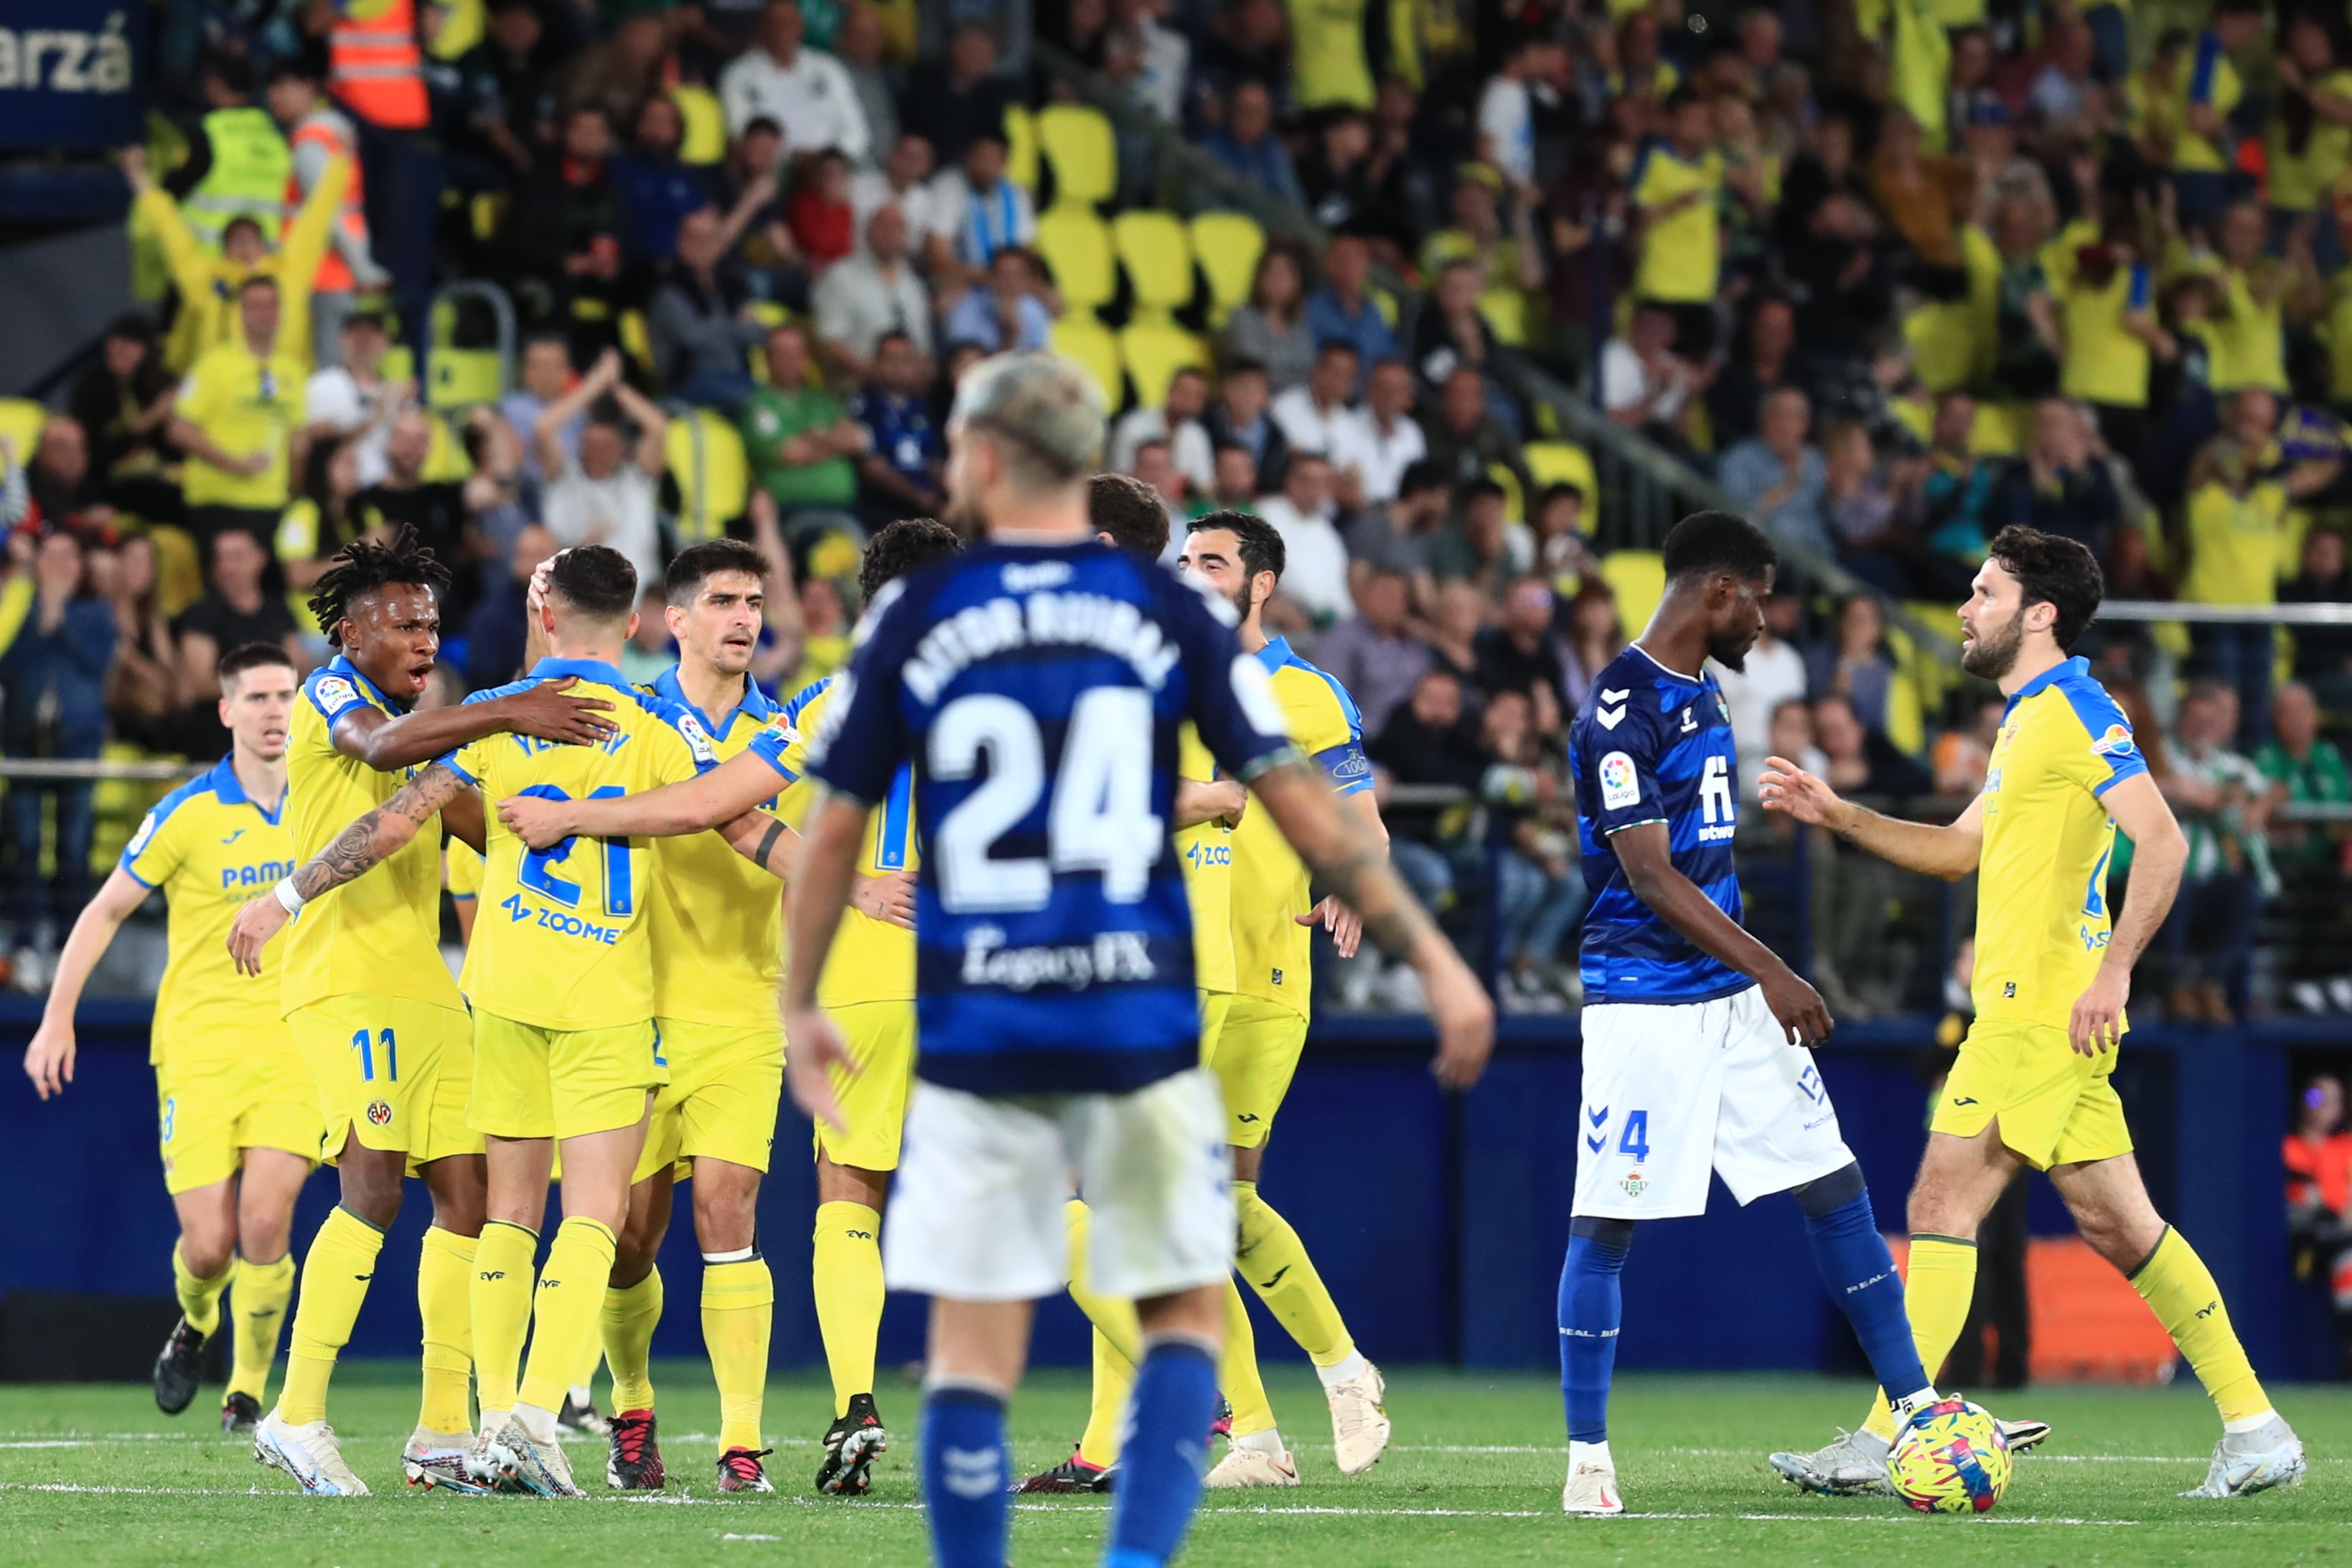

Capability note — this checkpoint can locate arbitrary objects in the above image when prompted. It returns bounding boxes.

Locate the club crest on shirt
[1618,1170,1649,1199]
[2090,723,2137,758]
[1599,751,1640,810]
[366,1099,394,1128]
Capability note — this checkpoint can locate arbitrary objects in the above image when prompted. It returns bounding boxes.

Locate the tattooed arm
[713,807,917,928]
[226,764,471,975]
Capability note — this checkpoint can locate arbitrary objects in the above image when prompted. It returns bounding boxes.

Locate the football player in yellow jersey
[1759,526,2306,1499]
[231,546,798,1499]
[23,645,314,1433]
[498,520,950,1497]
[1176,511,1397,1481]
[231,530,619,1496]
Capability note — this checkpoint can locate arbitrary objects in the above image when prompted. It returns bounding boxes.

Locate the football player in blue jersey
[1555,511,1940,1516]
[782,353,1494,1568]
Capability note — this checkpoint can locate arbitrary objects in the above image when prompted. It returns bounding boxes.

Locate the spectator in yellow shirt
[2208,199,2291,395]
[123,145,348,375]
[2169,0,2264,233]
[169,275,310,549]
[1631,88,1724,356]
[2270,18,2352,275]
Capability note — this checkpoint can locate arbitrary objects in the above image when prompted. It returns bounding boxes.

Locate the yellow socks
[1064,1199,1144,1361]
[517,1216,617,1414]
[1221,1276,1279,1439]
[1863,1234,1977,1442]
[602,1268,664,1414]
[2130,1228,2271,1425]
[280,1206,385,1425]
[416,1228,477,1434]
[471,1220,539,1416]
[226,1253,296,1404]
[703,1253,774,1454]
[573,1338,604,1396]
[172,1241,233,1338]
[812,1201,886,1418]
[1234,1183,1352,1367]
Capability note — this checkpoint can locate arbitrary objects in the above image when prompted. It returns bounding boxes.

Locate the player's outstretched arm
[24,868,150,1099]
[1611,821,1834,1047]
[1298,789,1391,959]
[708,805,917,926]
[1757,754,1986,880]
[499,746,785,846]
[1174,777,1247,829]
[1250,760,1493,1087]
[2068,772,2185,1055]
[779,790,871,1130]
[332,677,617,773]
[228,764,472,975]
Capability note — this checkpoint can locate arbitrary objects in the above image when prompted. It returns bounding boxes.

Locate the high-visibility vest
[285,108,370,291]
[183,106,291,253]
[330,0,429,131]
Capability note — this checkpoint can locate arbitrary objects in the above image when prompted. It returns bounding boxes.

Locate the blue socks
[1558,1218,1632,1444]
[1105,1335,1219,1568]
[1798,1177,1931,1402]
[921,1384,1010,1568]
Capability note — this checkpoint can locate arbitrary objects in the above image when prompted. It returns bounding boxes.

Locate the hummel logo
[220,829,246,845]
[1602,689,1629,704]
[1587,1105,1608,1126]
[1951,1096,1978,1107]
[1260,1265,1291,1290]
[1598,703,1626,731]
[1586,1134,1605,1153]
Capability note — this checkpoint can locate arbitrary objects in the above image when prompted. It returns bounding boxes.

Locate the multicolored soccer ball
[1888,1399,2013,1513]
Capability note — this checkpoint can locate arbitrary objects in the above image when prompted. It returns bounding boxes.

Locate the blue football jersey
[1567,644,1749,1005]
[806,537,1298,1095]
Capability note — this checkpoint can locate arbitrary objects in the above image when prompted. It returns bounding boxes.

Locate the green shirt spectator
[741,324,867,510]
[2257,682,2351,868]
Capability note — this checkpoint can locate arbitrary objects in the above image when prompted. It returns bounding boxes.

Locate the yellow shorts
[470,1011,667,1142]
[291,994,480,1171]
[1205,994,1306,1149]
[1197,990,1232,1066]
[156,1043,321,1196]
[634,1020,784,1182]
[814,1000,916,1173]
[1931,1018,2136,1172]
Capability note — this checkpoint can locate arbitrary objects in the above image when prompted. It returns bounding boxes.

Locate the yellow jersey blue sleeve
[1277,664,1373,797]
[121,787,195,889]
[304,665,379,729]
[2047,672,2150,798]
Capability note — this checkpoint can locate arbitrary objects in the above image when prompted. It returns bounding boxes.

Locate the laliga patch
[366,1099,394,1128]
[1599,751,1641,810]
[677,711,718,765]
[312,675,359,712]
[124,809,160,859]
[2090,723,2137,759]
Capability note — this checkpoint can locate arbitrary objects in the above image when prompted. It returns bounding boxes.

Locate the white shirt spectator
[1109,407,1214,493]
[1477,78,1535,188]
[1600,336,1689,422]
[812,255,934,362]
[1711,635,1808,797]
[849,168,950,256]
[543,458,662,593]
[1257,493,1355,624]
[717,46,872,161]
[1124,18,1189,124]
[1328,409,1426,505]
[1270,383,1367,459]
[306,365,398,487]
[928,169,1038,268]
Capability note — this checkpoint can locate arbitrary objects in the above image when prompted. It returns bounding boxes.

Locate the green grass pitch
[0,1365,2343,1566]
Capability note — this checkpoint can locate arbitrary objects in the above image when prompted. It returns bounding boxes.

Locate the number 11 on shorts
[351,1027,398,1083]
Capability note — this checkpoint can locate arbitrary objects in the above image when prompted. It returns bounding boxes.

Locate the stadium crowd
[5,0,2352,1025]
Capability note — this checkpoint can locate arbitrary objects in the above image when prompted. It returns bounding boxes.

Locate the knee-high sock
[1233,1182,1352,1366]
[2130,1227,2270,1424]
[279,1206,385,1425]
[1067,1198,1143,1468]
[172,1241,234,1338]
[227,1252,296,1405]
[1796,1180,1934,1420]
[416,1228,477,1433]
[518,1216,617,1414]
[601,1267,663,1413]
[573,1336,604,1394]
[921,1384,1010,1568]
[1863,1235,1977,1442]
[703,1253,774,1454]
[812,1201,886,1419]
[470,1220,540,1417]
[1558,1220,1631,1444]
[1105,1337,1219,1568]
[1220,1275,1279,1440]
[1077,1328,1136,1469]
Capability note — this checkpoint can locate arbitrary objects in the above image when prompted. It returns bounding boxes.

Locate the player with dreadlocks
[250,527,619,1497]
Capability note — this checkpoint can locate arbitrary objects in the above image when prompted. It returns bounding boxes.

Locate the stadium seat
[667,408,751,545]
[621,309,655,376]
[1479,288,1527,347]
[1003,103,1041,192]
[1599,548,1666,629]
[421,414,474,482]
[1050,317,1123,410]
[380,346,416,386]
[1037,104,1116,211]
[0,398,45,461]
[1112,210,1194,322]
[428,349,505,410]
[1119,321,1209,412]
[1524,440,1599,525]
[1189,212,1264,329]
[674,85,728,165]
[1035,207,1118,317]
[1488,461,1524,525]
[431,0,485,58]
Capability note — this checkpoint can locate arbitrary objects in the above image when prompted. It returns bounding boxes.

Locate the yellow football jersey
[1973,657,2150,1029]
[1631,144,1721,304]
[645,667,787,1029]
[768,676,917,1009]
[442,659,718,1031]
[446,837,484,900]
[1230,637,1372,1019]
[1177,723,1236,996]
[2170,31,2241,174]
[284,656,464,1018]
[121,756,297,1069]
[175,340,309,509]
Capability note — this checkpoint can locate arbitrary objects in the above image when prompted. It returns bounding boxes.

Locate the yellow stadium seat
[675,85,727,166]
[1885,668,1926,758]
[1051,317,1124,410]
[1036,103,1116,210]
[1004,103,1041,193]
[1969,400,2026,456]
[1524,441,1599,525]
[431,0,485,58]
[1488,462,1524,525]
[667,408,751,545]
[1036,207,1118,316]
[1373,288,1399,327]
[621,309,655,375]
[1599,549,1667,630]
[429,349,505,410]
[421,414,475,482]
[1118,322,1209,412]
[380,345,416,385]
[1112,210,1194,321]
[0,398,46,462]
[1188,211,1264,328]
[1479,288,1527,347]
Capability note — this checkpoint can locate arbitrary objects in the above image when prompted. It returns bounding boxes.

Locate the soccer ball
[1888,1399,2012,1514]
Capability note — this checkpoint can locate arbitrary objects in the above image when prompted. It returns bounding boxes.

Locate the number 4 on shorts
[1618,1109,1649,1161]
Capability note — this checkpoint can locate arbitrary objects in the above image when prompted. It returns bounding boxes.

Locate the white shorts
[883,1066,1233,1304]
[1573,985,1854,1220]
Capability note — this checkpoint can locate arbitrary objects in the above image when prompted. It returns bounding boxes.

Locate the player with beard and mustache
[1759,525,2305,1501]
